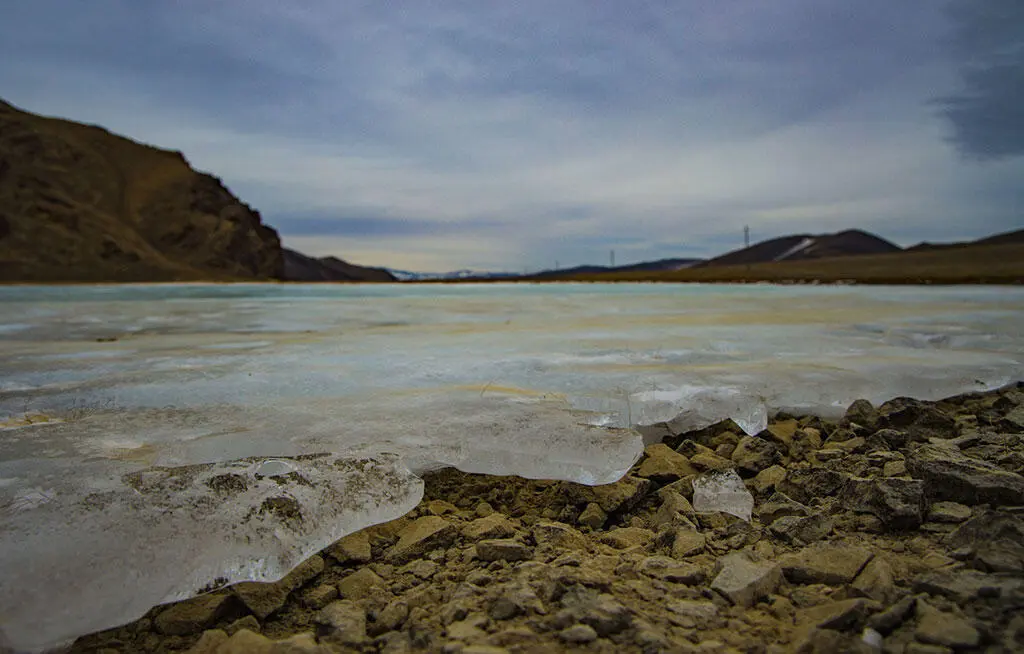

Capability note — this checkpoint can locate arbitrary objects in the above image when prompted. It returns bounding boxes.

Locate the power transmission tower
[744,225,750,248]
[610,249,616,267]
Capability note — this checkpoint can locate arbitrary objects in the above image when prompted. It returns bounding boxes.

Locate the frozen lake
[2,282,1023,650]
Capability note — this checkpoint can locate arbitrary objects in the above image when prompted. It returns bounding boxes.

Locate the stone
[386,516,456,564]
[731,435,779,474]
[842,477,924,529]
[599,526,654,550]
[914,600,980,649]
[488,583,544,620]
[566,475,653,514]
[768,514,832,545]
[301,584,338,610]
[224,615,261,636]
[337,568,384,600]
[233,555,324,620]
[636,443,698,483]
[665,599,719,626]
[400,559,438,580]
[778,468,850,505]
[671,528,707,558]
[756,492,810,524]
[637,556,706,584]
[271,633,332,653]
[710,552,783,607]
[883,460,908,477]
[154,593,233,635]
[187,629,229,654]
[904,644,953,654]
[565,592,632,637]
[577,502,607,530]
[214,629,274,654]
[908,444,1024,506]
[427,499,458,516]
[462,647,509,654]
[690,451,735,472]
[316,600,367,646]
[325,531,372,564]
[532,520,588,549]
[912,569,1024,601]
[844,399,880,430]
[476,539,533,561]
[749,465,787,494]
[799,598,875,631]
[651,490,697,529]
[867,595,916,635]
[462,513,517,540]
[766,419,799,446]
[944,509,1024,572]
[475,501,495,518]
[850,558,897,604]
[558,624,598,643]
[781,544,873,585]
[375,600,409,634]
[878,398,957,442]
[928,501,971,523]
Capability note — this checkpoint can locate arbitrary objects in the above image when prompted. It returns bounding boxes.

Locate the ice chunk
[692,469,754,522]
[0,453,423,652]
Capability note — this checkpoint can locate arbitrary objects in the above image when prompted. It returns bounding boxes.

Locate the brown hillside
[0,98,283,282]
[556,241,1024,284]
[699,229,901,268]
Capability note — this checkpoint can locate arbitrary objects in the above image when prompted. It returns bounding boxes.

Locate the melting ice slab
[1,282,1024,650]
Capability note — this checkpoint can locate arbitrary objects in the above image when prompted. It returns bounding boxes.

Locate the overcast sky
[2,1,1021,272]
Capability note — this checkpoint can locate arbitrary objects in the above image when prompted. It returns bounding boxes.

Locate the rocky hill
[283,248,396,282]
[0,98,284,282]
[700,229,901,268]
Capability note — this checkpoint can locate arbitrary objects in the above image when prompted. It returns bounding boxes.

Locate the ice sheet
[1,282,1023,651]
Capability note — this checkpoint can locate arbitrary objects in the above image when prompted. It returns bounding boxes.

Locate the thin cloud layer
[1,0,1021,271]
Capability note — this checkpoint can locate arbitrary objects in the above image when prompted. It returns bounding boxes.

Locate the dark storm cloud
[936,0,1024,160]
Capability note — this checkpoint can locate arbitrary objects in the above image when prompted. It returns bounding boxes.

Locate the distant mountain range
[1,98,1019,285]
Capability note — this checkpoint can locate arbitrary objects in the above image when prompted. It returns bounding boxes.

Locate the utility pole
[555,260,559,270]
[744,225,750,249]
[610,249,616,267]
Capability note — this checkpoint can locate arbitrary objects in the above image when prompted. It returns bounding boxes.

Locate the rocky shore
[69,383,1024,653]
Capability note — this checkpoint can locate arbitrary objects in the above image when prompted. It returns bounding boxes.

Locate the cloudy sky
[2,1,1021,272]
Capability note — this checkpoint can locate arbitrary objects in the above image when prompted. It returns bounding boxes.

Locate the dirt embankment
[72,383,1024,653]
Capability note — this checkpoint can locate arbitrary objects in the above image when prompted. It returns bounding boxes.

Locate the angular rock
[212,629,274,654]
[928,501,971,524]
[781,544,873,585]
[766,419,799,447]
[914,600,979,649]
[155,593,233,636]
[671,528,707,558]
[224,615,260,636]
[565,475,653,514]
[599,527,654,550]
[907,444,1024,506]
[325,531,372,564]
[913,569,1024,601]
[316,600,367,646]
[799,598,875,631]
[850,557,897,604]
[577,503,607,530]
[651,490,697,529]
[637,556,705,584]
[878,398,957,442]
[301,584,338,610]
[883,460,908,477]
[842,477,924,529]
[665,599,719,626]
[636,443,698,483]
[867,595,917,635]
[710,552,782,607]
[768,514,832,545]
[558,624,598,644]
[777,468,850,505]
[844,399,880,430]
[532,520,588,550]
[386,516,456,564]
[374,600,409,634]
[337,568,384,600]
[187,629,229,654]
[426,499,457,516]
[233,555,325,620]
[731,435,779,474]
[462,513,517,540]
[943,509,1024,573]
[568,593,632,637]
[756,491,810,524]
[749,465,787,495]
[488,583,544,620]
[476,539,533,562]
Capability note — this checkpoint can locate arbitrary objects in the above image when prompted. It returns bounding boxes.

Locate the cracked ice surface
[2,282,1024,650]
